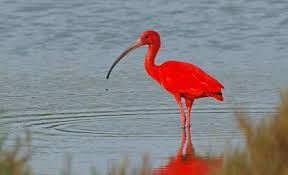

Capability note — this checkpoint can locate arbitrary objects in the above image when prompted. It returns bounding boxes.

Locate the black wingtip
[215,92,222,96]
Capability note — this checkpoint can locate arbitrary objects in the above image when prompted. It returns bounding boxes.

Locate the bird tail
[206,92,224,101]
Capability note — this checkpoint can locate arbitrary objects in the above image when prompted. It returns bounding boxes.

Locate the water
[0,0,288,174]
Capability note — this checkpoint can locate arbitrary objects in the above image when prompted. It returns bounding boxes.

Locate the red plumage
[159,61,224,101]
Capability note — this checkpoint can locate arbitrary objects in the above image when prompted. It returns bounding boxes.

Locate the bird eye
[144,35,149,39]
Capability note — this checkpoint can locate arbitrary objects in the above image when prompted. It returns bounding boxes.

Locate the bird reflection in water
[153,129,222,175]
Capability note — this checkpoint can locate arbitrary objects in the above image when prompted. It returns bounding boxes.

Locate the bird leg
[176,128,186,160]
[185,127,195,156]
[175,96,186,129]
[184,98,194,128]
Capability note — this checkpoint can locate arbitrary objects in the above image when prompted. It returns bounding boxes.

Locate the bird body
[107,30,224,128]
[153,60,223,101]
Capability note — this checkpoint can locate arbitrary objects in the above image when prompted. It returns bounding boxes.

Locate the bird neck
[144,44,160,82]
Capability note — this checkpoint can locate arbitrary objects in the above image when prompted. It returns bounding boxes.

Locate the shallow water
[0,0,288,174]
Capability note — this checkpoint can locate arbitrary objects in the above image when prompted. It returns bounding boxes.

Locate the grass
[212,90,288,175]
[1,91,288,175]
[0,132,32,175]
[0,133,152,175]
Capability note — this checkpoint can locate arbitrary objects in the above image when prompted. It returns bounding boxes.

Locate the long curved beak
[106,40,143,79]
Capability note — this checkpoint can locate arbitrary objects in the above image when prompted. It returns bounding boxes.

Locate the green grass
[0,132,32,175]
[212,91,288,175]
[0,132,152,175]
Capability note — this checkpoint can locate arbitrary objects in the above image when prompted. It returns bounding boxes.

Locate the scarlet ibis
[106,30,224,128]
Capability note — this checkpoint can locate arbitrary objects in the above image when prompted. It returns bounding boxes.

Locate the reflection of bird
[107,30,224,128]
[153,129,222,175]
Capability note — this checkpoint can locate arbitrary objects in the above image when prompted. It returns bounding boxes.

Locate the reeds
[0,132,32,175]
[212,91,288,175]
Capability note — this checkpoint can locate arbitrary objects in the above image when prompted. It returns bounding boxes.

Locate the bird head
[139,30,161,45]
[106,30,160,79]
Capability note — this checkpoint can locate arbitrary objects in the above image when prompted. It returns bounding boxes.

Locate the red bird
[106,30,224,128]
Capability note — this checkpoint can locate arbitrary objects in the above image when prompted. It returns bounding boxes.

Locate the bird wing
[159,61,224,96]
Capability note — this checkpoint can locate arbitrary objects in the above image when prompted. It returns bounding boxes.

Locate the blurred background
[0,0,288,174]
